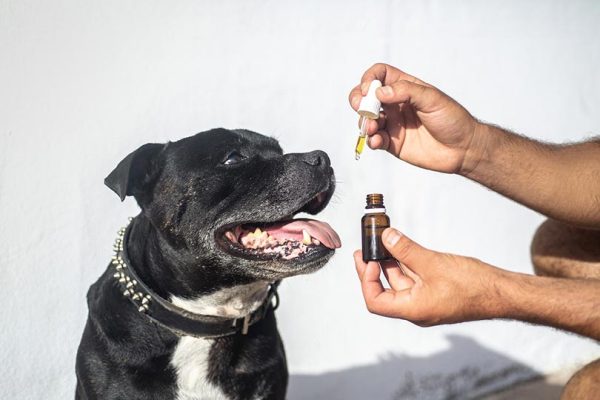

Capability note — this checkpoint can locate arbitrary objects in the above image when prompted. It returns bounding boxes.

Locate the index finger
[360,262,395,306]
[361,63,431,91]
[360,262,416,318]
[348,84,362,111]
[350,64,427,110]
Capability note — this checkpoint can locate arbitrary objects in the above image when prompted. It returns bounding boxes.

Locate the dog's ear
[104,143,165,201]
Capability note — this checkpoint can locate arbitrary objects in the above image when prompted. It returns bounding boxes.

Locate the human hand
[349,63,485,174]
[354,227,504,326]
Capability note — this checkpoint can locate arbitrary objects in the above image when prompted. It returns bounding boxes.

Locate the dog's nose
[302,150,330,167]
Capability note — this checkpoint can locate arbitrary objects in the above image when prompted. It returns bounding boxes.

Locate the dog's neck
[170,282,269,318]
[126,216,269,318]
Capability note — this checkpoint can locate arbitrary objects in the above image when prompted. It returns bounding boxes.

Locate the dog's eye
[222,151,246,165]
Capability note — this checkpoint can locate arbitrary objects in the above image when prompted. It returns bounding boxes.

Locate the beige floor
[479,367,579,400]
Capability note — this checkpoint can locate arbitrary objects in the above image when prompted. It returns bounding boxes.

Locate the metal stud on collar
[111,219,152,314]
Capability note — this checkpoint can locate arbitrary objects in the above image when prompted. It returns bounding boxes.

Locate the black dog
[75,129,341,400]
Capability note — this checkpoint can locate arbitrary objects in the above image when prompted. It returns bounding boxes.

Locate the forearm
[463,123,600,228]
[492,269,600,340]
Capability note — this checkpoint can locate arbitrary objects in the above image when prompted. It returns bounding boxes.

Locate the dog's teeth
[224,231,237,243]
[241,234,255,248]
[312,238,320,246]
[302,229,312,245]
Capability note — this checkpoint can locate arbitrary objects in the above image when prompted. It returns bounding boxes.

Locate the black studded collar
[110,218,280,338]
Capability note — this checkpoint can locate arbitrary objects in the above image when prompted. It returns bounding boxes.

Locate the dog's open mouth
[223,219,340,260]
[217,190,341,261]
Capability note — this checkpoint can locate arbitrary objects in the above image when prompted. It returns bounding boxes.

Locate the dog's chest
[171,336,229,400]
[168,282,270,400]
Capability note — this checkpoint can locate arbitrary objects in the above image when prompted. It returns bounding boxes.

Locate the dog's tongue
[265,219,341,249]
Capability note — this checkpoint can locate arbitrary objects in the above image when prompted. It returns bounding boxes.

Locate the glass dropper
[354,79,382,161]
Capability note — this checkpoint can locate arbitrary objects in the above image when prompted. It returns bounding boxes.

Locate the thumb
[376,80,443,113]
[382,228,434,269]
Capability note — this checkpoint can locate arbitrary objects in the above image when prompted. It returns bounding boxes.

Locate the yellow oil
[355,135,366,160]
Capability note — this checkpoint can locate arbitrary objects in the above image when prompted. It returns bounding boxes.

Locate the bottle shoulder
[362,213,390,223]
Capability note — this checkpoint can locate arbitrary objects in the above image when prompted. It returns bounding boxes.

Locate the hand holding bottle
[354,227,506,326]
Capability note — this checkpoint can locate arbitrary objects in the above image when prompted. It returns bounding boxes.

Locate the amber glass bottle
[361,193,392,262]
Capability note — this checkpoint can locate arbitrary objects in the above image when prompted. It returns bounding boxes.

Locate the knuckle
[393,80,410,91]
[365,300,379,314]
[415,320,433,328]
[365,303,375,314]
[348,89,361,106]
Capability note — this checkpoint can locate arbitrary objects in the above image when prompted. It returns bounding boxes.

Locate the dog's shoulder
[76,267,180,399]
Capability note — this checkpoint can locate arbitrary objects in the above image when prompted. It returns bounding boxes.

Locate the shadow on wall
[288,334,563,400]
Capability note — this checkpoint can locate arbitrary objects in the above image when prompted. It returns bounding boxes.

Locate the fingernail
[385,228,402,246]
[379,86,393,96]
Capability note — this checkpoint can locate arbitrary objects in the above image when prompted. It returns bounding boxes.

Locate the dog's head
[105,128,340,283]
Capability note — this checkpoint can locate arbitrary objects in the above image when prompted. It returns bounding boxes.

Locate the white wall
[1,0,599,398]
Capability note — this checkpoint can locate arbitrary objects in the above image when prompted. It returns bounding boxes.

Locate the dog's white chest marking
[170,282,270,400]
[171,336,228,400]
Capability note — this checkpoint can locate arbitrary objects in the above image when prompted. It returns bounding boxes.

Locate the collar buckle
[241,315,250,335]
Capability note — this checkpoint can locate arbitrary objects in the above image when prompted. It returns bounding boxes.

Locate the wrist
[489,268,540,321]
[459,121,495,179]
[475,262,517,320]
